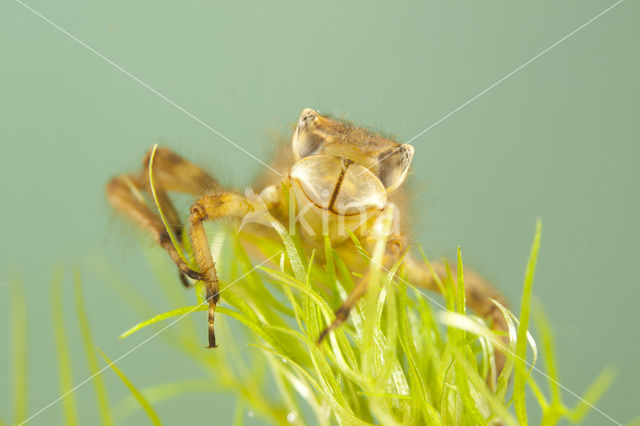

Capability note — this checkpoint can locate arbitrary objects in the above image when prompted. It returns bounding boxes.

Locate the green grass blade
[360,208,393,381]
[625,416,640,426]
[303,249,322,342]
[396,288,433,417]
[451,248,487,425]
[148,144,189,265]
[92,256,159,318]
[114,379,215,418]
[197,305,285,351]
[514,218,542,425]
[51,268,78,426]
[527,375,549,410]
[508,312,538,375]
[94,256,208,360]
[230,235,290,317]
[73,268,113,426]
[492,300,517,400]
[250,344,373,426]
[233,397,244,426]
[417,246,446,295]
[532,301,561,408]
[323,236,337,291]
[97,349,162,425]
[455,247,466,317]
[568,367,616,423]
[265,210,305,281]
[11,279,28,425]
[451,348,518,426]
[260,267,333,319]
[120,305,207,339]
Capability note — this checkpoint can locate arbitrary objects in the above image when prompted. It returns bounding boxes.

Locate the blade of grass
[323,236,337,292]
[452,248,487,426]
[265,353,306,425]
[11,279,27,425]
[320,238,360,372]
[250,344,373,426]
[417,246,446,295]
[230,235,290,317]
[532,301,562,416]
[396,287,437,421]
[437,312,502,352]
[527,375,549,411]
[92,256,160,318]
[73,268,113,426]
[148,144,189,265]
[119,305,207,339]
[94,256,210,362]
[410,287,443,386]
[233,397,244,426]
[260,268,334,320]
[97,349,162,426]
[51,268,78,426]
[361,207,393,380]
[451,347,518,426]
[265,208,305,281]
[114,379,215,418]
[508,312,538,374]
[492,300,517,401]
[568,367,616,423]
[514,218,542,425]
[455,247,466,317]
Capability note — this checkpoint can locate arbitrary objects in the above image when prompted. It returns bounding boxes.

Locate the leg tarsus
[182,268,204,281]
[178,271,192,288]
[318,306,350,344]
[207,301,217,348]
[318,275,369,344]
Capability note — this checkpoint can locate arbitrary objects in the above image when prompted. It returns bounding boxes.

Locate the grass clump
[3,209,618,424]
[114,218,614,425]
[10,278,28,425]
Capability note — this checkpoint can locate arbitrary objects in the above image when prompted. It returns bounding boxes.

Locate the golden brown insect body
[106,107,508,372]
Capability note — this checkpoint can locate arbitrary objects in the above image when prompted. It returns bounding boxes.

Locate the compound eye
[375,144,415,191]
[292,108,325,159]
[333,163,386,215]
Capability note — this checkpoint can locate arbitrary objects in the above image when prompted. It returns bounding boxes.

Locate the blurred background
[1,0,638,424]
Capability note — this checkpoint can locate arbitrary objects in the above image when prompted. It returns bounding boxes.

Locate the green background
[1,0,638,424]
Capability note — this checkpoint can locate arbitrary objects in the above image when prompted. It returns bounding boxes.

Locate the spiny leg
[140,147,220,284]
[106,173,198,280]
[318,274,370,343]
[106,147,221,285]
[141,147,219,195]
[188,193,252,348]
[140,147,220,240]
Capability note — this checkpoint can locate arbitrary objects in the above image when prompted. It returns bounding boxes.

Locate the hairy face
[290,108,414,216]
